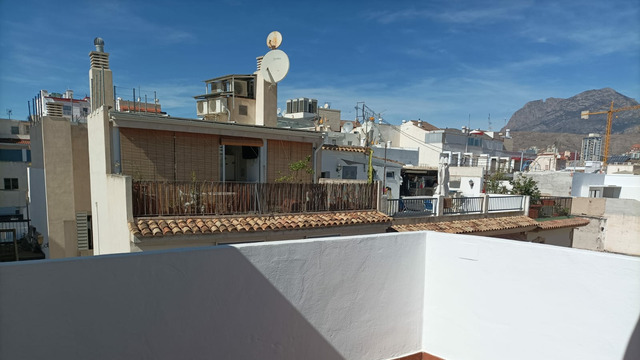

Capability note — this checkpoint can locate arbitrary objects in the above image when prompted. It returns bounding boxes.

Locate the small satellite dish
[260,49,290,84]
[341,121,354,133]
[267,31,282,50]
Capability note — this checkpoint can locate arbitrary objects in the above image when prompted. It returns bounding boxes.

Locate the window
[386,171,395,178]
[82,107,89,116]
[468,137,482,147]
[63,105,72,115]
[424,133,443,143]
[10,126,19,134]
[239,105,248,116]
[0,149,22,162]
[4,178,18,190]
[342,166,357,179]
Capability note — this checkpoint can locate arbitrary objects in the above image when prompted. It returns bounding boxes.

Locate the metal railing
[385,197,438,217]
[529,196,572,219]
[0,219,29,241]
[488,195,525,213]
[443,197,483,215]
[132,181,378,217]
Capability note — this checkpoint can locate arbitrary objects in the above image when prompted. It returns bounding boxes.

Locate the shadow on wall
[625,314,640,360]
[0,246,345,360]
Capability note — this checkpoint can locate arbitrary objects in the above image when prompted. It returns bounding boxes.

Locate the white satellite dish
[260,49,290,84]
[267,31,283,49]
[341,121,354,133]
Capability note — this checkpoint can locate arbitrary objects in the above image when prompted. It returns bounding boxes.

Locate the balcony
[132,181,377,217]
[528,196,572,219]
[383,194,526,217]
[1,231,638,359]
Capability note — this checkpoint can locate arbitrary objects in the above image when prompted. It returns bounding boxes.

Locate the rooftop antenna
[6,109,12,119]
[260,31,289,84]
[488,113,492,131]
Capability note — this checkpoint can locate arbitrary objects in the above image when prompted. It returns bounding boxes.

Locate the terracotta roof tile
[535,217,590,230]
[321,144,368,153]
[392,216,590,234]
[410,120,439,131]
[131,210,391,237]
[392,216,538,234]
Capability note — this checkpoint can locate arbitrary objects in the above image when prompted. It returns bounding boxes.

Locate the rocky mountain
[503,88,640,134]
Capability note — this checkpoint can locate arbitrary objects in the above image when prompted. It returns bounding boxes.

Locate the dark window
[0,149,22,162]
[239,105,248,116]
[10,126,19,134]
[4,178,18,190]
[386,171,395,178]
[342,166,357,179]
[63,105,72,115]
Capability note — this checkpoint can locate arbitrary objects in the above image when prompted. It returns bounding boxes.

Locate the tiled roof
[0,138,30,145]
[130,210,391,237]
[535,217,590,230]
[410,120,439,131]
[321,144,368,153]
[392,216,539,234]
[391,216,590,234]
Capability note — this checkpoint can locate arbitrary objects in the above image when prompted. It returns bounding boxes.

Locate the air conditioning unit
[233,80,248,97]
[211,82,224,93]
[197,100,209,116]
[211,98,227,114]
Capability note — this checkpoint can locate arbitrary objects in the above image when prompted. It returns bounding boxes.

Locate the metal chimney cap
[94,37,105,52]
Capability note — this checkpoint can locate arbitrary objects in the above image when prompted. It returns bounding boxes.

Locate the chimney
[89,37,114,112]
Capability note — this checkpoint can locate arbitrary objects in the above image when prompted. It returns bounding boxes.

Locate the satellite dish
[260,49,290,84]
[267,31,283,49]
[341,121,354,133]
[277,107,282,116]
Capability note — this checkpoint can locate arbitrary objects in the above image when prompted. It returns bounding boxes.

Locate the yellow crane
[580,101,640,167]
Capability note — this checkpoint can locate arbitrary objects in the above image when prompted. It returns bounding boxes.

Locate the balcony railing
[383,195,526,217]
[529,196,572,219]
[132,181,378,217]
[488,195,525,213]
[443,196,483,215]
[386,197,438,217]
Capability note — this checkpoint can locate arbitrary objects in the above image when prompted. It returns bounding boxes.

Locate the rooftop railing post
[436,195,444,216]
[523,195,530,216]
[482,194,490,214]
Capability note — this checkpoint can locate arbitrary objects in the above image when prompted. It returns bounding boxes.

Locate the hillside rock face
[503,88,640,134]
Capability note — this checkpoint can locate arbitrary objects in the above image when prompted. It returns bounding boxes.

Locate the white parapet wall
[423,232,640,360]
[0,232,426,360]
[0,232,638,360]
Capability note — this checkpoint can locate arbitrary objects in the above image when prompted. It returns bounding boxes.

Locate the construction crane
[580,101,640,167]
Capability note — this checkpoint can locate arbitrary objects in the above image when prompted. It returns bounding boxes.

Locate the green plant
[510,174,541,203]
[485,171,509,194]
[275,155,314,183]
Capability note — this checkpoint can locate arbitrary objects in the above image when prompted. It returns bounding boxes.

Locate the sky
[0,0,638,131]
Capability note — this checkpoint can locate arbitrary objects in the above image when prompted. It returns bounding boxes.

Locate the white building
[0,118,30,223]
[34,89,91,122]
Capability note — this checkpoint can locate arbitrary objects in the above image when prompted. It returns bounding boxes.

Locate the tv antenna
[6,109,12,119]
[261,31,289,84]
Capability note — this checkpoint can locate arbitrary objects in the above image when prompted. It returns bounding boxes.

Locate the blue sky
[1,0,638,130]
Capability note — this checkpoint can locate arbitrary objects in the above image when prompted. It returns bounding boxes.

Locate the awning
[220,136,264,147]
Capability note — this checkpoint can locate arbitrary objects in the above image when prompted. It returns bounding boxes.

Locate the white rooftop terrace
[1,231,638,360]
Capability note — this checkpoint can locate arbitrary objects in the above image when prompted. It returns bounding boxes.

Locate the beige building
[571,197,640,256]
[28,111,92,258]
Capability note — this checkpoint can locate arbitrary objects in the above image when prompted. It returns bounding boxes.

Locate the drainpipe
[313,133,327,184]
